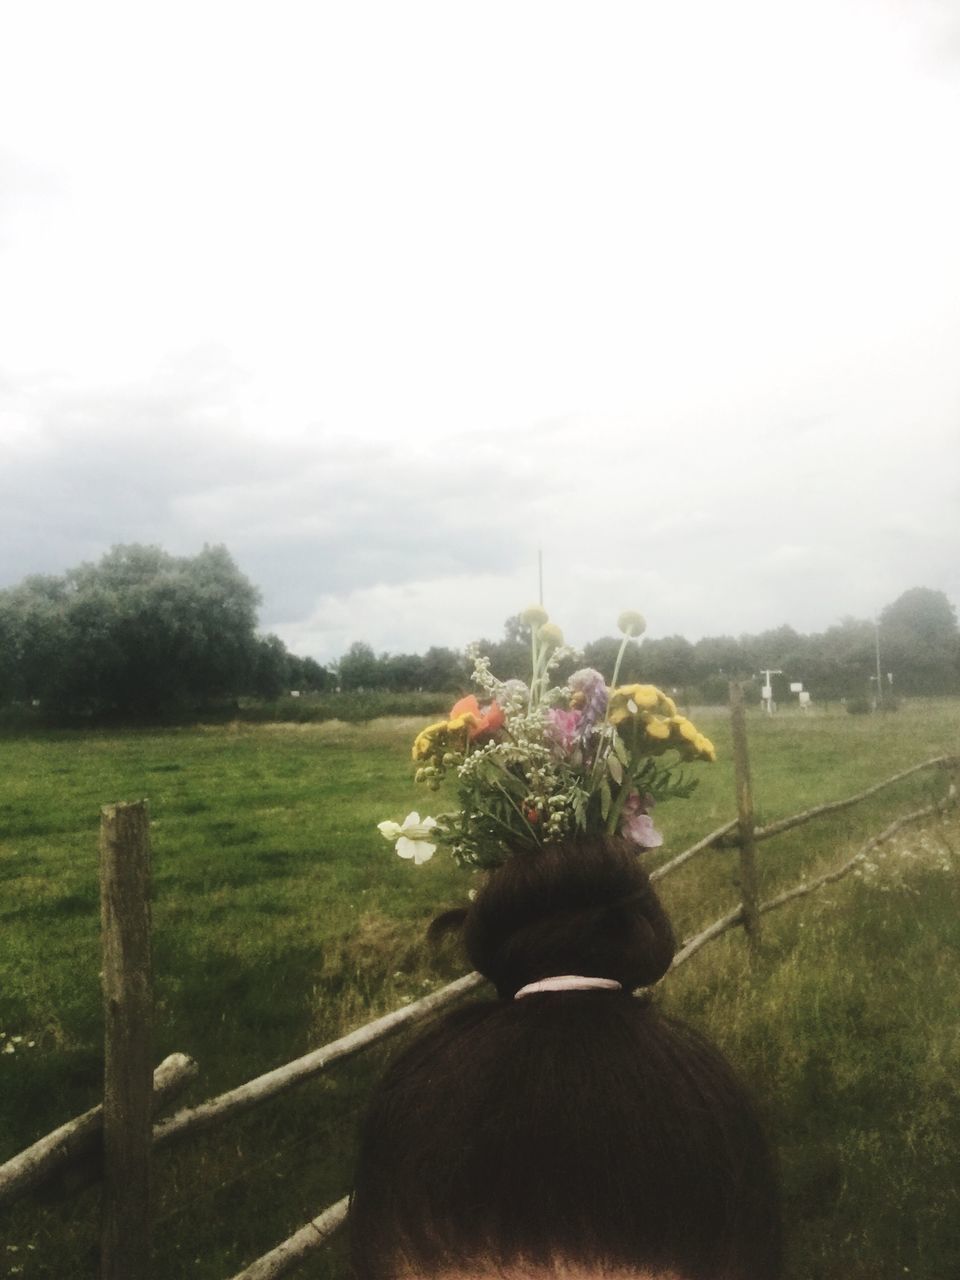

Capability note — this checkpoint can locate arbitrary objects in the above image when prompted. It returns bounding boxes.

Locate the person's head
[349,837,782,1279]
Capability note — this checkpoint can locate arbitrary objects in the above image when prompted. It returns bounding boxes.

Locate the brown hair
[349,837,782,1279]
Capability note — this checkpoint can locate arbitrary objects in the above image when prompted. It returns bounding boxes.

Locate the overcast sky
[1,0,958,662]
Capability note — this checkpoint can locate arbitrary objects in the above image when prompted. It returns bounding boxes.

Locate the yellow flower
[670,715,700,744]
[412,721,448,761]
[668,717,716,762]
[446,712,477,733]
[644,716,671,741]
[608,684,665,724]
[412,693,508,762]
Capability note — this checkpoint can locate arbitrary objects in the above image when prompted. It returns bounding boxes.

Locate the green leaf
[607,755,623,785]
[613,734,630,766]
[600,778,612,821]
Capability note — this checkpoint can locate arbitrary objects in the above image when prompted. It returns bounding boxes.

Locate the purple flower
[620,790,663,849]
[567,668,608,737]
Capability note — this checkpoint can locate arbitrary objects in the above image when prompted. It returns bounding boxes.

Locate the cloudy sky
[2,0,958,662]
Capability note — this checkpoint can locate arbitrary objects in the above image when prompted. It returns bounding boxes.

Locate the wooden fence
[1,706,957,1279]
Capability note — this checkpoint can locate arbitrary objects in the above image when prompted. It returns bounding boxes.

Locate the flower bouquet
[378,608,716,870]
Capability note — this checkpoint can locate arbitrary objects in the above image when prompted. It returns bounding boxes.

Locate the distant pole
[874,620,883,707]
[538,549,544,607]
[758,668,783,715]
[728,683,762,957]
[100,800,153,1280]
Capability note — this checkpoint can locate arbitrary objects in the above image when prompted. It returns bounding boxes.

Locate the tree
[692,635,751,682]
[638,635,695,688]
[880,588,959,694]
[475,617,532,682]
[288,654,331,692]
[382,652,426,691]
[338,642,383,691]
[582,636,641,682]
[816,617,876,699]
[420,646,468,692]
[0,544,264,716]
[251,634,292,699]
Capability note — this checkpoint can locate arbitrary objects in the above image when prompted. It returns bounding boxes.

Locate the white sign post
[759,669,782,715]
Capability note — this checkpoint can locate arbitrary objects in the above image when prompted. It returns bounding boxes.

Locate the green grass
[0,700,958,1278]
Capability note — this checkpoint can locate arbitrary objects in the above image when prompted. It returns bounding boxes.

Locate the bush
[845,697,872,715]
[236,691,454,723]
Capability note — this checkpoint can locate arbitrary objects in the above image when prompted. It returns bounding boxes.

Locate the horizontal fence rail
[153,971,486,1147]
[672,790,956,967]
[649,818,738,882]
[227,1196,350,1280]
[714,754,959,847]
[0,1054,197,1208]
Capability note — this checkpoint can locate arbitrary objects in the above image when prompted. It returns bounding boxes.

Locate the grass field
[1,700,959,1279]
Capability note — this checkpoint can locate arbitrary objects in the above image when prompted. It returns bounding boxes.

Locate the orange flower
[449,695,505,739]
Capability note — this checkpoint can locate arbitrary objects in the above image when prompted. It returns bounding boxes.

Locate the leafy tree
[747,624,802,671]
[252,634,292,699]
[880,588,959,694]
[582,636,640,682]
[0,544,265,716]
[382,652,426,691]
[692,635,751,681]
[638,635,695,688]
[420,646,468,692]
[288,654,331,692]
[338,642,383,691]
[473,617,533,682]
[816,617,876,699]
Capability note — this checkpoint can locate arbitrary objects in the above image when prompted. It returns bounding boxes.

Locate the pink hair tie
[514,975,623,999]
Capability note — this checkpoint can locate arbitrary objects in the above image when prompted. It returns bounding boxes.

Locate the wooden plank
[759,796,950,914]
[0,1053,196,1207]
[649,818,738,882]
[715,753,960,847]
[100,799,153,1280]
[227,1196,350,1280]
[155,971,487,1146]
[673,792,956,969]
[671,904,744,968]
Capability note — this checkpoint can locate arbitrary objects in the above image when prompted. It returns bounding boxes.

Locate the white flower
[377,812,439,864]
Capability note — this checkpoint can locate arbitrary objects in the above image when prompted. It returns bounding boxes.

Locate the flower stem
[494,782,541,843]
[609,632,632,693]
[529,626,540,709]
[605,783,629,834]
[604,721,641,834]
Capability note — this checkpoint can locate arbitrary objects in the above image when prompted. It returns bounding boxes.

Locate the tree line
[340,587,960,704]
[1,544,957,719]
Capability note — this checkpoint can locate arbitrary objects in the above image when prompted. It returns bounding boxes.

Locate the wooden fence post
[100,800,153,1280]
[728,682,761,957]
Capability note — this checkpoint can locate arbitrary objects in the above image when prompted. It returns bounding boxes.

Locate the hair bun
[464,837,676,998]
